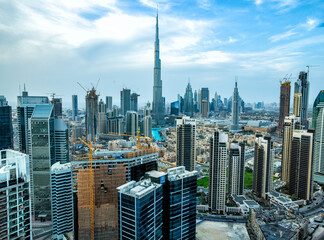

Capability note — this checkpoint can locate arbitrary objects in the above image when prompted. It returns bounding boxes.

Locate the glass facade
[0,105,13,150]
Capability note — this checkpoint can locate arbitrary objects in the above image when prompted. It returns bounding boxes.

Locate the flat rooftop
[260,224,296,240]
[118,179,161,198]
[232,194,246,205]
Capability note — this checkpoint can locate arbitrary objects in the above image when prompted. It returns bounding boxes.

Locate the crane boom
[77,82,88,92]
[107,131,152,150]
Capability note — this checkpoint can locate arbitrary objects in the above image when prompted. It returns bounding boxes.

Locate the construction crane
[107,131,152,150]
[78,138,95,240]
[306,65,320,73]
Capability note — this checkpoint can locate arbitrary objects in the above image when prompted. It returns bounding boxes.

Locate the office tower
[289,129,314,200]
[72,95,78,120]
[125,111,138,136]
[98,99,107,135]
[54,118,69,163]
[144,107,151,117]
[106,96,113,111]
[0,96,13,150]
[72,122,83,140]
[107,107,124,134]
[130,93,140,112]
[143,115,152,138]
[30,105,55,220]
[200,88,209,114]
[117,179,163,240]
[228,141,245,196]
[231,81,240,131]
[152,13,164,123]
[281,115,300,183]
[209,131,228,214]
[194,90,197,103]
[224,98,228,111]
[293,71,309,127]
[0,149,32,239]
[17,89,49,153]
[77,164,127,239]
[99,98,106,113]
[253,134,274,198]
[120,88,131,116]
[201,100,208,118]
[85,87,99,142]
[184,82,193,117]
[51,162,73,239]
[197,89,201,112]
[313,91,324,174]
[177,94,183,114]
[52,98,63,117]
[278,80,291,134]
[170,101,179,116]
[176,117,196,171]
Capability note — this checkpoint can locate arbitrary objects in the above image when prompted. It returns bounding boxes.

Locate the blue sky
[0,0,323,107]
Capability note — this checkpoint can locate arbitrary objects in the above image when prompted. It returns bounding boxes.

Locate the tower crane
[107,131,152,150]
[78,138,95,240]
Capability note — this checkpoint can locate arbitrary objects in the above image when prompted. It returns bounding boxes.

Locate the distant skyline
[0,0,323,108]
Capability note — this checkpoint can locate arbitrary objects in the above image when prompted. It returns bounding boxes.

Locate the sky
[0,0,323,108]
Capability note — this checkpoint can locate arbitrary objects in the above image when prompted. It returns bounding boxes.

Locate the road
[300,192,324,216]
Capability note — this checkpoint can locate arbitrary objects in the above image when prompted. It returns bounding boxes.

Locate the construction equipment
[108,131,152,150]
[78,138,95,240]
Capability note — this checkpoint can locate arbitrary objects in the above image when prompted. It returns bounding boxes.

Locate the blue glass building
[0,96,13,150]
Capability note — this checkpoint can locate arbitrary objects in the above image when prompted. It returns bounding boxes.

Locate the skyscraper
[281,115,300,183]
[200,88,209,115]
[98,99,107,134]
[125,111,138,136]
[106,96,113,111]
[278,80,291,134]
[209,131,228,214]
[289,129,314,201]
[0,96,13,150]
[85,87,99,142]
[17,89,49,153]
[54,118,69,163]
[231,81,240,131]
[253,134,274,198]
[152,13,164,123]
[228,141,245,196]
[184,82,193,117]
[120,88,131,116]
[52,97,63,117]
[313,90,324,174]
[117,179,163,240]
[197,89,201,112]
[293,93,302,117]
[131,92,140,112]
[201,100,208,118]
[293,71,309,128]
[72,95,78,120]
[107,107,124,134]
[176,117,196,171]
[143,115,152,138]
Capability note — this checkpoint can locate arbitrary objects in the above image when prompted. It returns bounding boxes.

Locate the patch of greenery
[244,170,253,189]
[197,177,209,188]
[202,169,208,173]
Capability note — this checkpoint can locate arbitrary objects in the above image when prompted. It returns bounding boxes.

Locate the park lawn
[244,171,253,189]
[197,177,209,188]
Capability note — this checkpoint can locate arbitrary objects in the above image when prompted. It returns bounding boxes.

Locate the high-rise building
[176,117,196,171]
[152,13,164,123]
[184,82,193,117]
[253,134,274,198]
[130,93,140,112]
[197,89,201,112]
[72,95,78,120]
[293,93,302,117]
[208,131,228,214]
[144,107,151,117]
[228,141,245,196]
[201,100,208,118]
[0,149,32,240]
[231,81,240,131]
[107,107,124,134]
[17,89,49,153]
[98,99,107,135]
[117,179,163,240]
[72,122,83,140]
[125,111,138,136]
[143,115,152,138]
[200,88,209,115]
[99,98,105,113]
[54,118,69,163]
[85,87,99,142]
[278,80,291,134]
[52,98,63,117]
[293,71,309,127]
[120,88,131,116]
[0,96,13,150]
[313,91,324,174]
[289,129,314,201]
[106,96,113,111]
[170,101,179,116]
[51,162,73,239]
[281,115,300,183]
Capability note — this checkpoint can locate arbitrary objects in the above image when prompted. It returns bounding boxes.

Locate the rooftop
[232,194,246,205]
[117,179,161,198]
[260,224,296,240]
[31,105,53,119]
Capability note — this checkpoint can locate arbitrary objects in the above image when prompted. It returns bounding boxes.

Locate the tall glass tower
[231,81,239,131]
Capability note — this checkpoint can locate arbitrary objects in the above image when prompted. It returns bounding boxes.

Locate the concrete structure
[289,129,314,201]
[125,111,138,136]
[253,134,274,198]
[176,117,196,171]
[51,162,73,239]
[107,107,124,134]
[106,96,112,111]
[209,131,228,214]
[201,100,208,118]
[85,87,99,142]
[51,98,62,118]
[117,179,163,240]
[278,80,291,134]
[313,90,324,175]
[54,118,69,163]
[184,82,193,117]
[143,115,152,138]
[120,88,131,116]
[231,81,240,131]
[71,122,83,140]
[293,71,309,128]
[228,141,245,195]
[0,96,13,150]
[72,95,78,120]
[152,13,164,123]
[17,89,49,153]
[200,88,209,115]
[130,93,140,112]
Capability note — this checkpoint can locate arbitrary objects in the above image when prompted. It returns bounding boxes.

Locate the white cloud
[269,29,296,42]
[255,0,263,6]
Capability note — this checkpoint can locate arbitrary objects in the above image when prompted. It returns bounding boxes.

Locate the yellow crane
[108,131,152,150]
[78,138,95,240]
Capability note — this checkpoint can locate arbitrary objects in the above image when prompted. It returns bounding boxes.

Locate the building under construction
[85,87,99,142]
[72,149,158,239]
